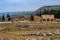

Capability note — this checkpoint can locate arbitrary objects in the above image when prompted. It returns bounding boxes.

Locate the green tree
[36,9,60,18]
[30,14,34,21]
[0,17,1,21]
[7,14,11,21]
[2,14,5,22]
[40,10,42,16]
[36,12,39,16]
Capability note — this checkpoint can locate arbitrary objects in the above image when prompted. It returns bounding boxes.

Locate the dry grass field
[0,22,60,40]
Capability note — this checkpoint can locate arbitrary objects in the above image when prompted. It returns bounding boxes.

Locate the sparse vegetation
[0,22,60,40]
[36,9,60,18]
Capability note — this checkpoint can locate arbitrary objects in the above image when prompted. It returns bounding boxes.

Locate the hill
[32,5,60,18]
[11,11,32,18]
[0,11,33,18]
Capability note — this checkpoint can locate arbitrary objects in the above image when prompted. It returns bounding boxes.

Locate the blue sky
[0,0,60,12]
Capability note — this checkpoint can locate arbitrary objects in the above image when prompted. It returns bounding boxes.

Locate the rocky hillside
[32,5,60,16]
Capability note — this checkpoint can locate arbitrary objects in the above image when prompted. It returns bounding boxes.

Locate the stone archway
[47,18,49,21]
[43,19,46,22]
[51,19,53,21]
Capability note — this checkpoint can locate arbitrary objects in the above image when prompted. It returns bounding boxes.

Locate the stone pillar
[45,18,47,22]
[32,38,36,40]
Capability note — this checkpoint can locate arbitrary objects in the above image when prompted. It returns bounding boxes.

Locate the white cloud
[4,0,25,3]
[1,0,60,12]
[4,0,36,3]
